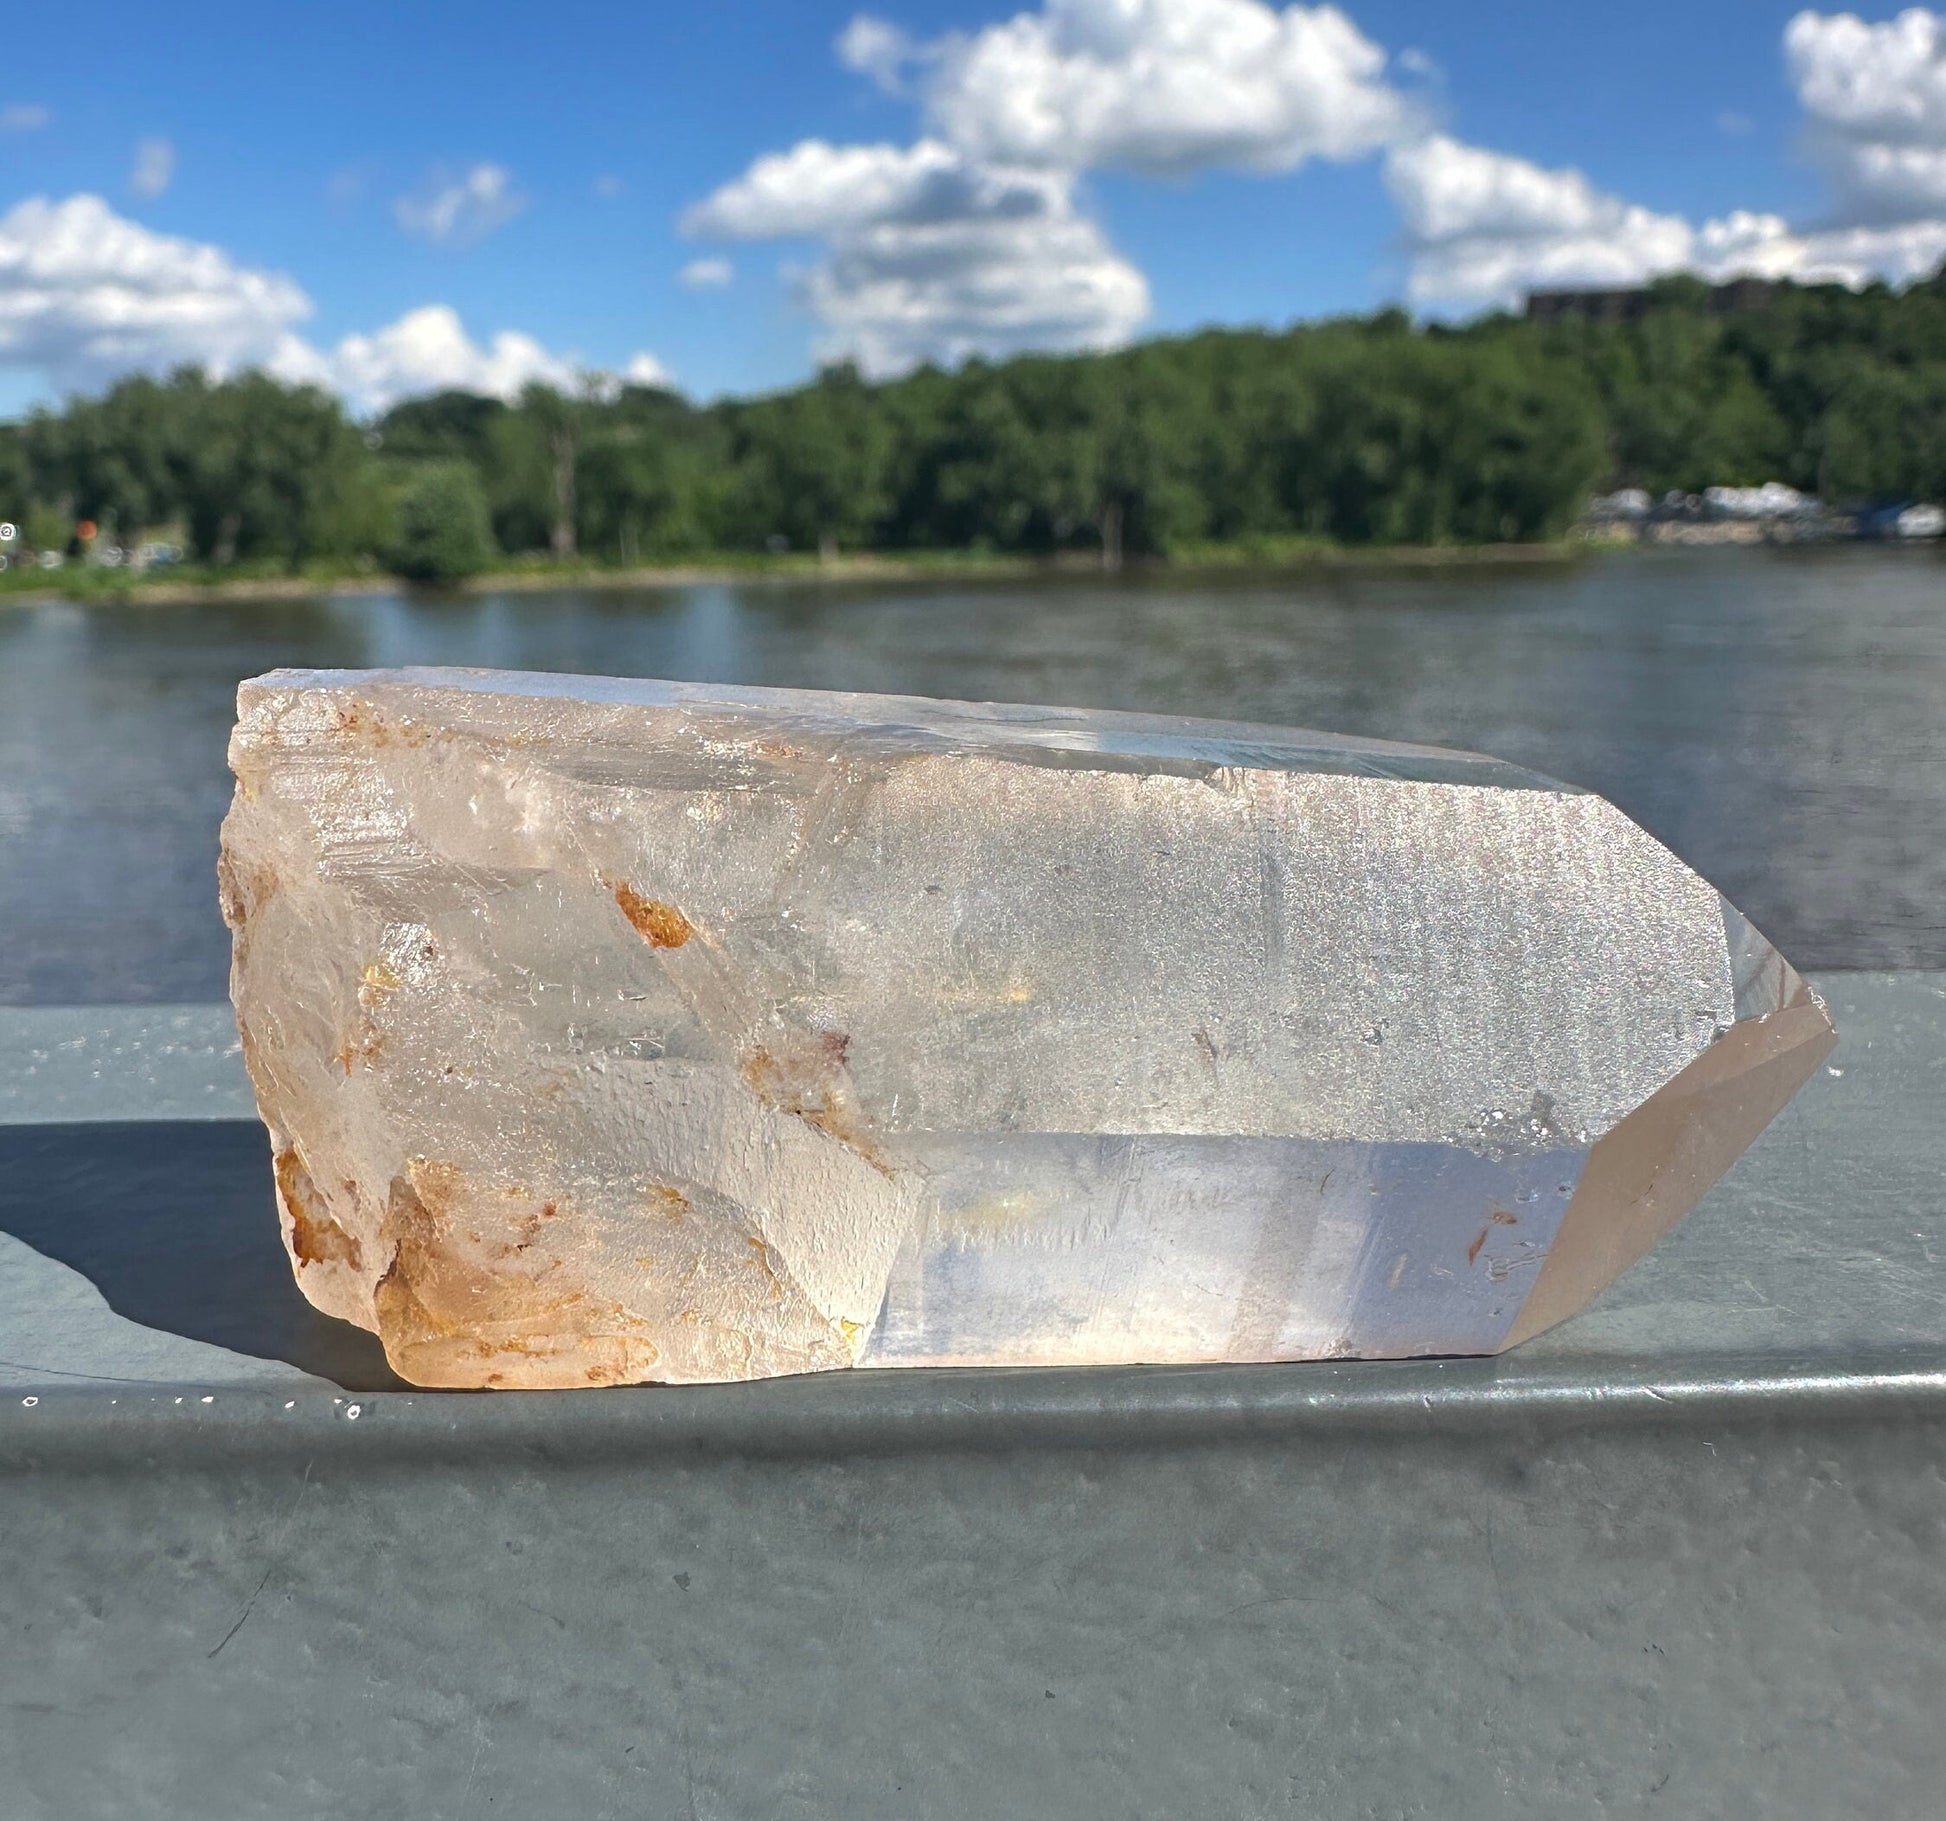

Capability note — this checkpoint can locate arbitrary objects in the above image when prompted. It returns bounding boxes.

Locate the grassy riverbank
[0,537,1589,607]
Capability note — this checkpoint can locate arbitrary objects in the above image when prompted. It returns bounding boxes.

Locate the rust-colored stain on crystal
[739,1029,893,1174]
[374,1162,660,1389]
[274,1146,364,1269]
[746,1235,785,1303]
[358,960,401,1008]
[216,852,278,932]
[1466,1226,1490,1267]
[1491,1209,1518,1226]
[333,1029,385,1075]
[496,1201,561,1257]
[331,701,430,748]
[610,881,694,949]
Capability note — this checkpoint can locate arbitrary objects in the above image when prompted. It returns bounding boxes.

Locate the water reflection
[3,543,1942,1003]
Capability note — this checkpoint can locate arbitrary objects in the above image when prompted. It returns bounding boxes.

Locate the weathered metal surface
[0,1005,251,1125]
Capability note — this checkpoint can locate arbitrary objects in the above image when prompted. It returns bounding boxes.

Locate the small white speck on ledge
[201,1395,215,1404]
[21,1395,38,1407]
[345,1404,363,1420]
[1827,1066,1844,1077]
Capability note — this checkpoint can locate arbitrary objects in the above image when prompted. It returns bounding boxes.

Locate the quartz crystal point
[221,669,1835,1389]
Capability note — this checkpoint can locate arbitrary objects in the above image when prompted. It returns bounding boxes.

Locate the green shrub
[388,461,496,583]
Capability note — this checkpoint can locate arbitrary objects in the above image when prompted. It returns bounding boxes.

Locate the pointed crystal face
[221,669,1835,1388]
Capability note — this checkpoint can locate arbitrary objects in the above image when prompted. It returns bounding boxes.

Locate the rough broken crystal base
[220,669,1836,1389]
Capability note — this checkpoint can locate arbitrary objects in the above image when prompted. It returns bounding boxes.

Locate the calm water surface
[3,544,1942,1003]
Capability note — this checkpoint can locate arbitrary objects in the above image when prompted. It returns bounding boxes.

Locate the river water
[2,543,1942,1003]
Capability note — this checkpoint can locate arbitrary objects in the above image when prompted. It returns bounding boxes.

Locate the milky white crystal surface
[221,669,1834,1388]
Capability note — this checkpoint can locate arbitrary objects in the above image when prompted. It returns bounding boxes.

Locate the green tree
[388,461,496,583]
[171,373,367,566]
[574,383,717,559]
[724,363,892,558]
[471,384,591,559]
[16,264,1946,576]
[374,390,509,467]
[521,383,584,560]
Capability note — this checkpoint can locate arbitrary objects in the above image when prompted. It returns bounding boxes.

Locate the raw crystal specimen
[221,669,1835,1389]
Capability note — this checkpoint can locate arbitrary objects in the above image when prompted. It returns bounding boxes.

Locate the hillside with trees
[6,270,1946,581]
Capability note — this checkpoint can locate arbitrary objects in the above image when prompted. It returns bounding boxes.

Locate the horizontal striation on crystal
[220,668,1835,1388]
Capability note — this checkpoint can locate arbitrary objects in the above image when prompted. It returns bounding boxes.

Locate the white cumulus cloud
[921,0,1406,176]
[1,104,50,133]
[276,305,579,412]
[1386,136,1695,303]
[679,256,734,288]
[622,351,674,387]
[280,307,671,413]
[799,184,1150,375]
[690,1,1409,371]
[685,136,1064,238]
[0,192,664,413]
[838,14,920,93]
[696,3,1946,365]
[0,193,310,391]
[1706,210,1946,285]
[130,138,175,201]
[394,163,526,248]
[687,138,1147,374]
[1787,8,1946,220]
[1389,122,1946,308]
[1404,10,1946,306]
[1787,8,1946,142]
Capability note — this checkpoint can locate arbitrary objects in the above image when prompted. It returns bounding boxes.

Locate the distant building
[1525,287,1655,324]
[1583,488,1651,522]
[1854,502,1946,540]
[1524,277,1782,323]
[1703,482,1816,520]
[1577,480,1837,545]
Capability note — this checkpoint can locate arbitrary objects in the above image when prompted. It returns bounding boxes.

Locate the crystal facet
[220,669,1836,1388]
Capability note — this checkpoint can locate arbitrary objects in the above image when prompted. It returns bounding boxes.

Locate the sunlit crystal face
[222,669,1834,1388]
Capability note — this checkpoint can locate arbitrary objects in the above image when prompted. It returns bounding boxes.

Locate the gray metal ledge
[8,1350,1946,1477]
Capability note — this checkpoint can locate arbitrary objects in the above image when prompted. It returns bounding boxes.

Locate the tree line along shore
[5,269,1946,594]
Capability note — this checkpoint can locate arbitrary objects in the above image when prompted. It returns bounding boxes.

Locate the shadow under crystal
[0,1121,406,1391]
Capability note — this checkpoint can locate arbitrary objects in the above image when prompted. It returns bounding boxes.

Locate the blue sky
[1,2,1942,413]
